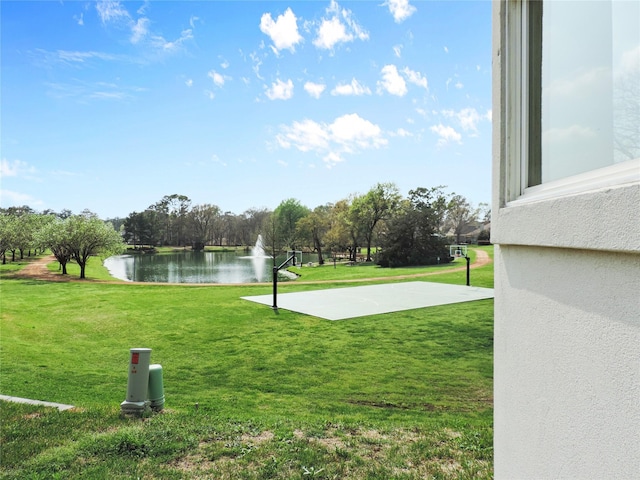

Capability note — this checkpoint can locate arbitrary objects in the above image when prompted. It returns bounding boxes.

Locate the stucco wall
[494,245,640,478]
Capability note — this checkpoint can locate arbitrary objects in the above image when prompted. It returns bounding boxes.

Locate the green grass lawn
[0,248,494,479]
[285,251,479,283]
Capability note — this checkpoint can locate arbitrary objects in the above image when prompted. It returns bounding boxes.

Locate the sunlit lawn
[1,247,493,479]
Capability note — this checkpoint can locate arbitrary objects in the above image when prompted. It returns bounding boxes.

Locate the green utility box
[148,364,165,412]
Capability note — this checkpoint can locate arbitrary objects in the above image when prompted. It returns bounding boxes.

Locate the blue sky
[1,0,492,219]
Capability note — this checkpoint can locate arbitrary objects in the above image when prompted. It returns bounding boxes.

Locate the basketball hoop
[449,244,468,258]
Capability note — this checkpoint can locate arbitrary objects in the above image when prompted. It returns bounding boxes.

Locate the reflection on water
[104,251,314,284]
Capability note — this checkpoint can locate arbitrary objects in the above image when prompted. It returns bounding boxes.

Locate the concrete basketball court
[242,281,494,320]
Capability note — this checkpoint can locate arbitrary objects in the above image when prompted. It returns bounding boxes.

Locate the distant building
[492,1,640,478]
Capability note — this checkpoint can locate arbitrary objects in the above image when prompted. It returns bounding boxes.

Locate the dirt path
[13,249,492,286]
[14,255,70,282]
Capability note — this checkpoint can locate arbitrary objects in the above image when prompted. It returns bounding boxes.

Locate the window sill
[493,160,640,253]
[513,159,640,206]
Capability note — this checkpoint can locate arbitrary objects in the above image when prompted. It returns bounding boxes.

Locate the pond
[103,250,316,284]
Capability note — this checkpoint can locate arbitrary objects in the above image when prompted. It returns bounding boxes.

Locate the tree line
[0,184,490,272]
[0,207,124,278]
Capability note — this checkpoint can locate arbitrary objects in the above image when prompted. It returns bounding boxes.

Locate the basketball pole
[465,255,470,286]
[272,253,297,310]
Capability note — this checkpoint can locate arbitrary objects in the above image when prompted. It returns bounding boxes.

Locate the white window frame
[492,0,640,253]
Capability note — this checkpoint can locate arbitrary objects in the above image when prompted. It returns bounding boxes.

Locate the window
[494,1,639,253]
[506,0,639,201]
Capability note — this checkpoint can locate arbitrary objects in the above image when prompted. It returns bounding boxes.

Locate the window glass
[539,0,639,184]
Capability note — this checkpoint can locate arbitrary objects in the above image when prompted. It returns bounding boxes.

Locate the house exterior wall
[492,2,640,478]
[494,246,640,477]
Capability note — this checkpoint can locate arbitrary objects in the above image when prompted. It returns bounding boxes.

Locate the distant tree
[38,217,72,274]
[261,211,279,263]
[14,214,41,258]
[188,204,221,250]
[350,183,402,261]
[239,208,271,246]
[31,213,55,255]
[273,198,310,251]
[296,204,331,265]
[0,214,19,264]
[378,187,450,267]
[614,67,639,162]
[123,210,161,248]
[343,196,365,262]
[58,209,73,219]
[477,202,491,224]
[106,217,126,232]
[220,211,239,246]
[324,199,352,258]
[149,194,192,246]
[2,205,35,217]
[63,211,125,279]
[444,194,478,244]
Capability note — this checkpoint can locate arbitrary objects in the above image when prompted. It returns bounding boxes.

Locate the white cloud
[260,8,302,53]
[329,114,386,151]
[385,0,416,23]
[130,17,149,44]
[393,44,402,58]
[618,44,640,75]
[0,189,41,207]
[457,108,481,131]
[304,81,326,99]
[547,66,613,100]
[185,79,193,87]
[442,107,490,132]
[542,124,596,143]
[314,17,350,50]
[392,128,413,137]
[276,113,387,167]
[210,154,227,167]
[96,0,130,24]
[455,81,464,89]
[331,78,371,96]
[249,51,264,80]
[265,79,294,100]
[323,151,344,166]
[90,91,127,100]
[430,124,462,147]
[137,1,149,16]
[44,79,144,102]
[443,46,449,53]
[32,49,123,68]
[277,119,330,152]
[377,64,407,96]
[436,107,492,133]
[1,158,36,178]
[402,67,428,89]
[313,0,368,50]
[74,13,84,26]
[96,1,192,54]
[208,70,227,87]
[151,28,193,53]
